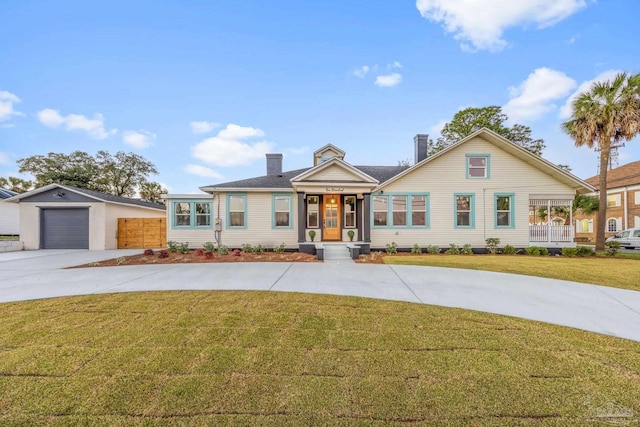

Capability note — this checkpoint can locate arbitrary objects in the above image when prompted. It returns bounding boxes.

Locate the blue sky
[1,0,639,194]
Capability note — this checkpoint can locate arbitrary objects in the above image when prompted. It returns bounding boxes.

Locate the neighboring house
[6,184,166,250]
[165,128,594,253]
[574,160,640,241]
[0,188,20,235]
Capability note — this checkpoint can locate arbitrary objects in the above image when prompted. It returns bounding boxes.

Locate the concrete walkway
[1,250,639,342]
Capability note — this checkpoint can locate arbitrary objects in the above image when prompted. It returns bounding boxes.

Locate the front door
[323,195,340,240]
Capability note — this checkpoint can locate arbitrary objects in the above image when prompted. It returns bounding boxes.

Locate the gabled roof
[376,128,596,194]
[5,184,166,210]
[0,188,18,199]
[585,160,640,190]
[291,157,379,184]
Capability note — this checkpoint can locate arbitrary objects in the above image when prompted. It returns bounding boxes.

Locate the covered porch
[529,197,575,247]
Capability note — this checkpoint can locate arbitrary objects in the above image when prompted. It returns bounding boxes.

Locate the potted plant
[347,230,355,242]
[308,230,316,242]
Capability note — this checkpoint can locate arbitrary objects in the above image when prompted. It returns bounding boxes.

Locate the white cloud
[37,108,115,140]
[185,164,224,179]
[0,152,10,166]
[189,120,221,134]
[0,91,23,122]
[416,0,588,52]
[503,67,576,122]
[375,73,403,87]
[388,61,403,69]
[353,65,370,78]
[191,123,274,167]
[559,69,622,119]
[122,130,156,149]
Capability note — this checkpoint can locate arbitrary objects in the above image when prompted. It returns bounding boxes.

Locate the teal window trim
[466,154,490,179]
[494,193,515,229]
[454,193,475,229]
[272,193,294,229]
[171,200,214,229]
[370,192,430,229]
[226,193,247,229]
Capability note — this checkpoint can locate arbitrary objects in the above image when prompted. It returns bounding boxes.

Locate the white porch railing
[529,225,574,243]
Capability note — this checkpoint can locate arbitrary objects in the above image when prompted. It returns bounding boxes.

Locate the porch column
[356,197,363,241]
[547,200,551,244]
[297,192,305,243]
[363,194,371,242]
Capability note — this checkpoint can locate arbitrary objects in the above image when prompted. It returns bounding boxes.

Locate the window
[172,201,212,228]
[607,218,618,232]
[273,194,292,228]
[373,196,388,226]
[174,202,190,226]
[392,195,407,226]
[455,194,474,228]
[579,219,593,233]
[467,155,489,178]
[227,194,246,228]
[635,191,640,205]
[495,194,514,228]
[411,195,426,226]
[607,194,621,207]
[344,196,356,228]
[307,196,319,228]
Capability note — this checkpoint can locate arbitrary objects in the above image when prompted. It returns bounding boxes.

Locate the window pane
[469,157,486,167]
[196,215,210,226]
[175,202,190,215]
[176,215,190,226]
[308,196,319,205]
[496,196,510,211]
[275,196,289,212]
[469,167,485,177]
[392,212,406,226]
[308,212,318,228]
[456,196,470,211]
[581,220,589,232]
[275,212,289,227]
[229,196,244,211]
[373,196,388,211]
[195,203,210,214]
[374,212,387,226]
[457,212,470,226]
[497,212,510,226]
[412,196,426,227]
[345,213,355,227]
[392,196,406,226]
[412,212,425,226]
[230,212,244,227]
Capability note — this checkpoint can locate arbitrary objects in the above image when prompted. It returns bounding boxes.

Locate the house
[574,160,640,241]
[6,184,166,250]
[0,187,20,236]
[164,128,595,253]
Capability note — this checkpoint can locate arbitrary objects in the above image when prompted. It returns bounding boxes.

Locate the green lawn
[1,291,639,425]
[382,254,640,291]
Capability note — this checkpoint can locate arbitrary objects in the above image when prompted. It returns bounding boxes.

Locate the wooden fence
[117,218,166,249]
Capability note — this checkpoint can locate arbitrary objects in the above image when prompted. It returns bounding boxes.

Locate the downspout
[213,188,222,246]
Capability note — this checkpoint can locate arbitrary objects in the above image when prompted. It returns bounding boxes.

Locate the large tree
[139,181,168,204]
[431,106,546,156]
[0,176,34,193]
[17,150,161,199]
[562,72,640,250]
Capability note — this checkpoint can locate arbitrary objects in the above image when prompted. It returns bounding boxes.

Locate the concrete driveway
[1,250,639,342]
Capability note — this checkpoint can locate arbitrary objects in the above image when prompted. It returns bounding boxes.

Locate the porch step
[321,244,354,263]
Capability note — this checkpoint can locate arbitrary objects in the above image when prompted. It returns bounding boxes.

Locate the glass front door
[323,195,340,240]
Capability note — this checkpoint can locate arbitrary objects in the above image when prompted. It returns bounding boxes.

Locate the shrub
[525,246,549,256]
[427,245,440,254]
[308,230,316,242]
[158,250,169,258]
[445,243,460,255]
[347,230,355,241]
[385,242,397,254]
[576,246,593,257]
[177,242,190,254]
[461,244,473,255]
[502,245,517,255]
[410,244,422,254]
[485,237,500,255]
[233,248,242,256]
[241,243,253,252]
[203,241,215,252]
[143,249,154,256]
[217,245,229,255]
[116,257,126,265]
[561,247,578,257]
[253,244,265,254]
[204,251,213,259]
[195,248,205,256]
[167,241,179,253]
[273,243,286,253]
[605,241,620,257]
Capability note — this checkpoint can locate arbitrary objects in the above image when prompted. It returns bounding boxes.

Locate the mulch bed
[75,250,319,267]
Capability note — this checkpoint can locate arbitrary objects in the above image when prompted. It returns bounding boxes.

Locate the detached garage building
[6,184,166,250]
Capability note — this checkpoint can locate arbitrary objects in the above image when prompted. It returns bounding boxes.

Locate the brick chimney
[266,153,283,175]
[414,134,429,164]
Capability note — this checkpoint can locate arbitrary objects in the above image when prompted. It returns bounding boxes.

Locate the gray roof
[0,188,18,199]
[63,185,166,210]
[207,165,410,189]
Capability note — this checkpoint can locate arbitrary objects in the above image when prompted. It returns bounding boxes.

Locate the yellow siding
[308,165,363,182]
[372,136,576,248]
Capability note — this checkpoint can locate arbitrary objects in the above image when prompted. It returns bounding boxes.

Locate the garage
[41,208,89,249]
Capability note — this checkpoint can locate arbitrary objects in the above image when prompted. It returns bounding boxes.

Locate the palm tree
[562,72,640,250]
